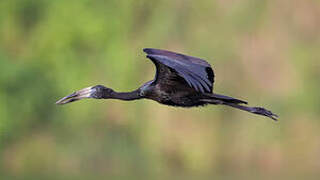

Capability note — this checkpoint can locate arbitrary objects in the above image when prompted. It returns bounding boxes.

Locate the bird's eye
[139,91,145,96]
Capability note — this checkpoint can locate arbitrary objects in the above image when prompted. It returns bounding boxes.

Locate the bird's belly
[147,87,207,107]
[157,96,207,107]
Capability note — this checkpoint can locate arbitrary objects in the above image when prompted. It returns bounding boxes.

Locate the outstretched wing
[144,48,214,93]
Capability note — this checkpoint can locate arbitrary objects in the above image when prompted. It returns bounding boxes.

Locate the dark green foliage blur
[1,0,320,179]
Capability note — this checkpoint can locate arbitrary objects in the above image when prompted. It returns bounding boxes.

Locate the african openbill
[56,48,278,120]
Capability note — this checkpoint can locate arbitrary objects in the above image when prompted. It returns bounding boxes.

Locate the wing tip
[143,48,154,54]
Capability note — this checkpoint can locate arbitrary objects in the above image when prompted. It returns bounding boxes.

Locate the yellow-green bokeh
[1,0,320,179]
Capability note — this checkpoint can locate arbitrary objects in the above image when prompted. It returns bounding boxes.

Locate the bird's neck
[110,89,141,101]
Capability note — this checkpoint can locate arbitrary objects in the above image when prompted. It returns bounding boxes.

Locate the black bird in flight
[56,48,278,120]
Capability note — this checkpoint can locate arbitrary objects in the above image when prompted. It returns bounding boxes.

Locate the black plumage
[56,48,278,120]
[144,48,214,93]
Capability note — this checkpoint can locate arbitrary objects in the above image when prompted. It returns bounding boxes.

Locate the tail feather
[204,93,248,104]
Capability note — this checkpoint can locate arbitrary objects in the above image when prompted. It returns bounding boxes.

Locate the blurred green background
[0,0,320,179]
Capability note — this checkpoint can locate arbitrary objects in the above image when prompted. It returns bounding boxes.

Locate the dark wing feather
[144,48,215,93]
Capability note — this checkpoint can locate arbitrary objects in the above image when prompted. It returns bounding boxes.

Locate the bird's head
[56,85,114,105]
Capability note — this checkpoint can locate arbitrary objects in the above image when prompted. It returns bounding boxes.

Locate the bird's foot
[252,107,278,121]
